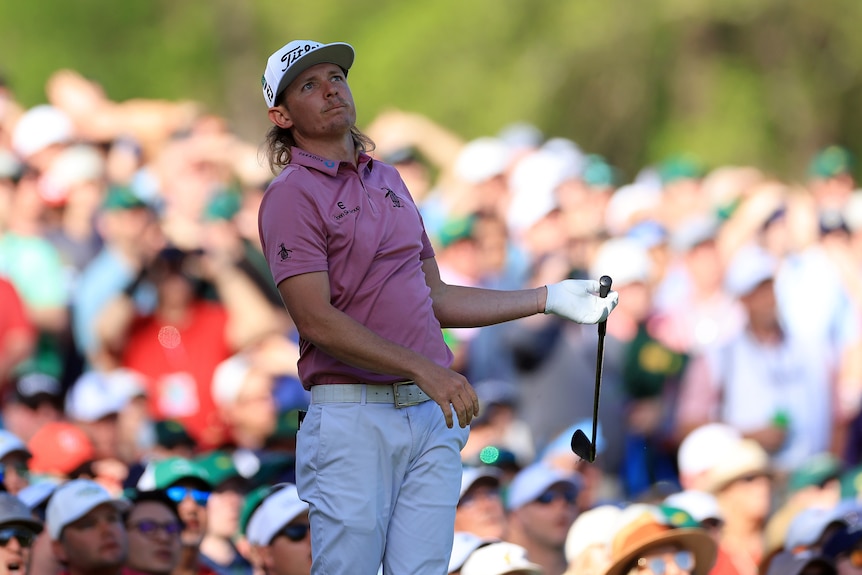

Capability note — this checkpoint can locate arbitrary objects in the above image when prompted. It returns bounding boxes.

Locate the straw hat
[604,511,717,575]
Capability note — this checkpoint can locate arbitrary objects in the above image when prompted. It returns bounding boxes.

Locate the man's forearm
[429,283,547,329]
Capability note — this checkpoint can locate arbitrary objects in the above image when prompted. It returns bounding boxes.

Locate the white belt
[310,382,431,408]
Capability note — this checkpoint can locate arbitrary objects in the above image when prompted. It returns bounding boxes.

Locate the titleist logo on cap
[281,43,320,71]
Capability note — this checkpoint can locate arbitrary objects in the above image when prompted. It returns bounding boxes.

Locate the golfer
[258,39,619,575]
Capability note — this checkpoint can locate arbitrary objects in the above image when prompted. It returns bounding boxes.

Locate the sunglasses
[634,550,694,574]
[535,488,578,505]
[0,528,35,548]
[130,520,182,538]
[165,486,210,506]
[0,463,30,483]
[275,523,310,543]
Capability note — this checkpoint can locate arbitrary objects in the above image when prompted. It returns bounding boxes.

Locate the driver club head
[570,428,595,462]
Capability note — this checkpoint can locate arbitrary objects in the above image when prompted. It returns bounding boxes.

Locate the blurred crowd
[1,66,862,575]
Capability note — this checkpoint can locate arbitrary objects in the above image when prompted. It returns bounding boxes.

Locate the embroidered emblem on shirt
[278,243,292,261]
[383,188,403,208]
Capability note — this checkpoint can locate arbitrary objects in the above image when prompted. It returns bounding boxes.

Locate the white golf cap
[459,465,501,500]
[46,479,130,540]
[449,531,495,573]
[246,483,309,546]
[0,430,29,460]
[664,490,723,523]
[461,541,542,575]
[261,40,354,108]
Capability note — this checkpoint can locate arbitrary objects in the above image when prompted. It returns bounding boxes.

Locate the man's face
[52,503,128,572]
[205,479,245,539]
[259,511,312,575]
[125,501,182,575]
[0,525,38,575]
[510,482,579,549]
[454,479,506,540]
[0,453,30,495]
[167,481,209,546]
[278,63,356,143]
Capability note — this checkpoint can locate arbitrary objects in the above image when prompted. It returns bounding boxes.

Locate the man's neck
[294,133,356,166]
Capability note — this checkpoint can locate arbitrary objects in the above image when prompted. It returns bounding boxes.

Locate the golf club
[570,275,613,462]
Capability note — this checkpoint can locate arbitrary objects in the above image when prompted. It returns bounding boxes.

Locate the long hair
[262,124,375,174]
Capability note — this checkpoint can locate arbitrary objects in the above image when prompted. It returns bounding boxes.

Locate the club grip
[598,275,612,298]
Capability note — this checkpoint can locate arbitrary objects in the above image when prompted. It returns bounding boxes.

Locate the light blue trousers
[296,396,469,575]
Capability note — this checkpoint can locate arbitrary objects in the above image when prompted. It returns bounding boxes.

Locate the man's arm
[277,271,479,429]
[420,257,618,327]
[421,257,546,328]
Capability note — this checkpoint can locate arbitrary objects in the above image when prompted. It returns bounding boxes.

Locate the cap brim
[605,529,717,575]
[274,43,355,102]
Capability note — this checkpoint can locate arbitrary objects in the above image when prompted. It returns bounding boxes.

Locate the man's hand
[544,279,619,324]
[413,365,480,429]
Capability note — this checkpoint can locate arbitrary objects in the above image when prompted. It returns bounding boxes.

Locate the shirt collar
[290,148,375,176]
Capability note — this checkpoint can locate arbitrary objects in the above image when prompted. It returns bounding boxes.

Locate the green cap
[658,155,706,185]
[840,465,862,500]
[238,485,271,536]
[581,154,619,188]
[154,420,196,450]
[808,146,855,179]
[136,457,211,491]
[271,409,302,440]
[102,185,148,211]
[204,189,242,221]
[622,326,687,399]
[195,451,240,487]
[788,453,841,493]
[657,505,701,529]
[436,215,475,249]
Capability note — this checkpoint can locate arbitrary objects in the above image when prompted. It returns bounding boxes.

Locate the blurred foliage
[2,0,862,181]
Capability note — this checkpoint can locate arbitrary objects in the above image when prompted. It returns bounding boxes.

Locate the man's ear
[51,539,68,563]
[268,106,293,130]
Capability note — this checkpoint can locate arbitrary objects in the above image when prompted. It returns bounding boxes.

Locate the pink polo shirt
[258,147,453,388]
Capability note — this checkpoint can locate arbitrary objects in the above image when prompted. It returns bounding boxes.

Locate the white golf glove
[544,279,619,324]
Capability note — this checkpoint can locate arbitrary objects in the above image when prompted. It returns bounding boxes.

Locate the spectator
[27,421,96,482]
[245,483,310,575]
[196,451,252,575]
[822,521,862,575]
[702,436,773,575]
[1,371,63,443]
[64,370,130,461]
[136,458,213,575]
[455,465,507,540]
[46,479,130,575]
[0,429,31,495]
[0,491,44,575]
[783,506,850,556]
[448,531,495,574]
[71,184,163,369]
[505,463,581,575]
[762,550,836,575]
[124,489,183,575]
[151,421,197,461]
[562,504,621,575]
[603,507,717,575]
[460,541,543,575]
[676,245,833,472]
[0,276,35,388]
[210,354,278,452]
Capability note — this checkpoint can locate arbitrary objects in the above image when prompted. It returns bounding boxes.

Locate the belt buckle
[393,381,422,409]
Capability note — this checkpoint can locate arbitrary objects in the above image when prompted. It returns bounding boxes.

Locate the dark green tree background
[2,0,861,181]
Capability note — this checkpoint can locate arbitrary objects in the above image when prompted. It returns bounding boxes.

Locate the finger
[451,394,470,428]
[467,386,480,418]
[439,401,454,428]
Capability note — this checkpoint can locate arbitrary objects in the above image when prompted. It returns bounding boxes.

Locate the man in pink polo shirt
[257,39,619,575]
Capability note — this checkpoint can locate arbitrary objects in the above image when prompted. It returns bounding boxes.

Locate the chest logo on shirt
[278,243,293,260]
[334,201,361,221]
[383,188,403,208]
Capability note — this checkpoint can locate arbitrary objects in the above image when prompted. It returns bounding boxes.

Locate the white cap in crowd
[65,371,130,422]
[211,354,253,408]
[460,465,501,500]
[0,430,29,461]
[460,541,542,575]
[449,531,495,574]
[246,483,309,546]
[11,105,73,159]
[664,490,723,523]
[564,504,623,563]
[505,462,581,511]
[677,423,742,478]
[46,479,131,540]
